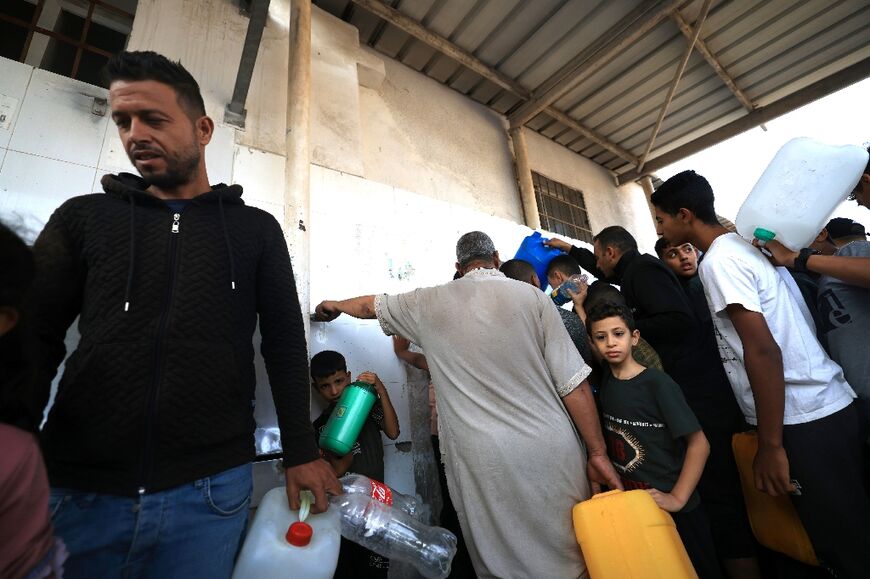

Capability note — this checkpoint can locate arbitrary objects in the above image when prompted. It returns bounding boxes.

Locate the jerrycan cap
[753,227,776,243]
[286,521,313,547]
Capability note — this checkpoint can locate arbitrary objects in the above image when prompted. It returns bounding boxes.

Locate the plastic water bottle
[551,274,588,306]
[332,493,458,579]
[341,473,420,519]
[735,137,869,250]
[319,381,378,455]
[232,489,340,579]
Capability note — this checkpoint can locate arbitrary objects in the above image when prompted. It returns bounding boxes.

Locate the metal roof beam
[671,9,754,113]
[545,107,640,166]
[615,56,870,185]
[350,0,530,98]
[508,0,683,129]
[350,0,637,164]
[637,0,713,173]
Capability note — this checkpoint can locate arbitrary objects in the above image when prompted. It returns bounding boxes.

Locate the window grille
[1,0,136,87]
[532,171,593,244]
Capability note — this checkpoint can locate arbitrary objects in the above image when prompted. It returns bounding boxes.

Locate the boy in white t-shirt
[650,170,870,577]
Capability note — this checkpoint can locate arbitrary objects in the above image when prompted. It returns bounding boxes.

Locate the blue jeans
[50,463,252,579]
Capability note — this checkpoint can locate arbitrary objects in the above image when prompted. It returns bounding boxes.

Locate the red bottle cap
[285,521,313,547]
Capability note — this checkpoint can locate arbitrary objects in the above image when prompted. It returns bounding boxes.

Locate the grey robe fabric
[374,268,592,578]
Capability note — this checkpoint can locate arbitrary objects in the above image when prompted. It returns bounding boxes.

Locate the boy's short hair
[586,302,637,334]
[585,280,627,312]
[500,259,536,281]
[654,237,672,258]
[546,254,581,278]
[103,51,207,120]
[310,350,347,379]
[650,170,719,225]
[593,226,637,253]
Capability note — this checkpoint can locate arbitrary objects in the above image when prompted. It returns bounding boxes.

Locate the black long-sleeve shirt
[30,173,317,496]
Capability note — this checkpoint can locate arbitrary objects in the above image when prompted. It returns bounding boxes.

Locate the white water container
[735,138,868,250]
[232,488,340,579]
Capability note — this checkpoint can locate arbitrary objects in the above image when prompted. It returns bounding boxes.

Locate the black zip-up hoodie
[30,173,317,496]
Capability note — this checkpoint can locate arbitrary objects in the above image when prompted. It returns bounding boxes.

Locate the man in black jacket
[544,226,698,377]
[30,51,340,578]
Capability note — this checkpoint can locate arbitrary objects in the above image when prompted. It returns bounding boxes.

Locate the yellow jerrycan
[731,431,819,566]
[572,489,696,579]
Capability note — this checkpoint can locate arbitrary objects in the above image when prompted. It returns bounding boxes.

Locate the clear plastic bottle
[340,473,420,519]
[332,493,458,579]
[551,274,588,306]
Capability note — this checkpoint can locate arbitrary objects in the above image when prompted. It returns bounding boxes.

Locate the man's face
[593,240,618,279]
[109,79,206,189]
[313,370,352,405]
[660,242,698,278]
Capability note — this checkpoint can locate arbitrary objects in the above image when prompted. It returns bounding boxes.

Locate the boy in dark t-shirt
[587,303,722,579]
[311,351,400,579]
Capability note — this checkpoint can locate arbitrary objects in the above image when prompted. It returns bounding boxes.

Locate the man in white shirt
[649,170,870,578]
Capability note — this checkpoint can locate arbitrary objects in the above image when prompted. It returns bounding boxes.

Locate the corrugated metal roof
[314,0,870,183]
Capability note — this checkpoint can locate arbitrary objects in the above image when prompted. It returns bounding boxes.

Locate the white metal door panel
[8,69,109,167]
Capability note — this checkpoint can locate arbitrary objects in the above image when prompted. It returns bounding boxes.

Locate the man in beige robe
[315,232,620,578]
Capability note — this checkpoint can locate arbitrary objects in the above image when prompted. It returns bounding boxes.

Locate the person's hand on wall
[314,300,342,321]
[543,238,572,253]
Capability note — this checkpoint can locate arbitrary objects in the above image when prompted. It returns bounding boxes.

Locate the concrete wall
[524,130,658,254]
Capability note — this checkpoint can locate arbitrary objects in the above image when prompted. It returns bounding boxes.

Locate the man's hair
[103,51,206,120]
[455,231,496,267]
[650,170,719,225]
[310,350,347,379]
[546,254,581,278]
[592,226,637,253]
[849,144,870,201]
[585,280,627,312]
[500,259,536,282]
[654,237,672,257]
[586,302,637,334]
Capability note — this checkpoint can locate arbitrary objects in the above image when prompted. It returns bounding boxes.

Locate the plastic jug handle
[299,490,314,523]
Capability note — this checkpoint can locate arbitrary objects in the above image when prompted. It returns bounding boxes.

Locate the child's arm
[323,450,353,477]
[727,304,794,496]
[648,430,709,512]
[357,371,401,440]
[393,336,429,371]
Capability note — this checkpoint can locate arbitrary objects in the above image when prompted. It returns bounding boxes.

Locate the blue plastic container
[513,232,563,290]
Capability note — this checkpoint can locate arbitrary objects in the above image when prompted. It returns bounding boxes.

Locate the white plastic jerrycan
[232,488,340,579]
[735,137,868,250]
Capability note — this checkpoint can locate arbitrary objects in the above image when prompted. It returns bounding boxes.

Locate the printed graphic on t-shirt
[603,414,651,474]
[818,288,853,332]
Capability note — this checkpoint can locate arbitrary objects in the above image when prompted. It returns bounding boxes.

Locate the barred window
[1,0,136,88]
[532,172,593,244]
